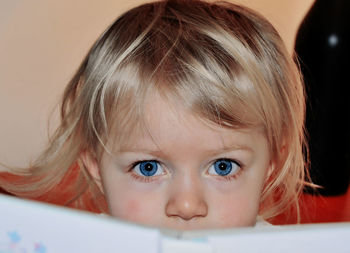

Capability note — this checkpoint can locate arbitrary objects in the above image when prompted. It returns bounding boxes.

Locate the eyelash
[208,158,243,181]
[128,158,243,183]
[129,160,165,183]
[130,173,158,183]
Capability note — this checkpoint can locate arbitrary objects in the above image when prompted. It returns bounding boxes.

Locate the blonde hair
[0,0,309,220]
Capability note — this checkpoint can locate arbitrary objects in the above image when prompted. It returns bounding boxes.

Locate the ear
[80,150,104,193]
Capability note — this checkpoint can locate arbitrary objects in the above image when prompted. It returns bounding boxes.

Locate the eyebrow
[115,144,254,155]
[208,145,254,156]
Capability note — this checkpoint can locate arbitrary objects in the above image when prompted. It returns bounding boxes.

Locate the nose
[165,181,208,221]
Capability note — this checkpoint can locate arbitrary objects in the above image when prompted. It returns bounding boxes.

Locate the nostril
[165,195,208,221]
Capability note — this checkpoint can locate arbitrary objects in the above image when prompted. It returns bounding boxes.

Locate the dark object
[296,0,350,195]
[0,187,11,195]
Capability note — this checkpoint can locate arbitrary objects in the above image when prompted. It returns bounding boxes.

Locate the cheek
[105,187,163,225]
[99,165,164,224]
[113,198,141,218]
[209,184,262,227]
[218,195,260,226]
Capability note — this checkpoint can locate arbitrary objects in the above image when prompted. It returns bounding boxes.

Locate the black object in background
[295,0,350,195]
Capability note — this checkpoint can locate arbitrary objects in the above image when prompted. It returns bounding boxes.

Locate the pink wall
[0,0,314,169]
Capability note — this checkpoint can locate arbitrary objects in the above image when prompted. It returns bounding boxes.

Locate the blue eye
[208,159,240,176]
[133,160,164,177]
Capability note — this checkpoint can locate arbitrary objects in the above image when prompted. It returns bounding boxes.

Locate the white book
[0,194,349,253]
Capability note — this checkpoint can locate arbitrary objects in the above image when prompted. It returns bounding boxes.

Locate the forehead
[109,93,268,156]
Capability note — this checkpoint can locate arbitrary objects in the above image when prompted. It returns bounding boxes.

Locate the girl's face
[86,94,272,230]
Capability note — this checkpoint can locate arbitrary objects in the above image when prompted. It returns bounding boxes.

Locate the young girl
[0,0,309,229]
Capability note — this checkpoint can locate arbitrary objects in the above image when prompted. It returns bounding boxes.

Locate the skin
[84,94,273,230]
